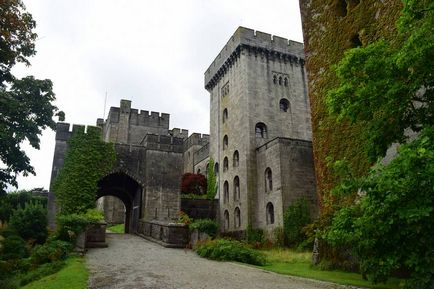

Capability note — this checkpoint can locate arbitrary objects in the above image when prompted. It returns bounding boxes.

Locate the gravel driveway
[86,233,352,289]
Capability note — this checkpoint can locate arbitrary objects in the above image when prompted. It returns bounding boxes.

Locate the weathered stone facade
[204,27,317,235]
[49,26,318,241]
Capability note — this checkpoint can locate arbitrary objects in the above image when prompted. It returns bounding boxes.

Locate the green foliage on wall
[206,158,217,199]
[283,198,311,248]
[53,127,115,215]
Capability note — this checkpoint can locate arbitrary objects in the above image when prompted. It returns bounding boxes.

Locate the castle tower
[205,27,316,234]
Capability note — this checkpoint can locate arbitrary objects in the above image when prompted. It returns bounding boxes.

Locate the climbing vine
[53,127,116,215]
[206,158,217,199]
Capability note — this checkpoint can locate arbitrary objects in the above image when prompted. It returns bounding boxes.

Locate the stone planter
[86,221,108,248]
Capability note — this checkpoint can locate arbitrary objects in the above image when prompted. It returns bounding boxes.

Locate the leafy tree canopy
[181,173,207,195]
[326,0,434,161]
[0,0,64,194]
[53,127,115,215]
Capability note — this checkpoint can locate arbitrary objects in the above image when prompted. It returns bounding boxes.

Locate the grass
[257,248,404,289]
[21,257,88,289]
[106,223,124,233]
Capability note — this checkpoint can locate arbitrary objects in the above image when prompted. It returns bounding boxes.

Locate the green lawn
[21,257,88,289]
[106,223,124,233]
[256,248,404,289]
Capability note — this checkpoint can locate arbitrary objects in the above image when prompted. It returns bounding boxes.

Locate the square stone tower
[205,27,316,234]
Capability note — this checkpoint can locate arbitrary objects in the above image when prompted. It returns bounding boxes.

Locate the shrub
[246,224,264,247]
[283,198,311,247]
[0,190,47,223]
[206,158,217,199]
[30,240,71,266]
[19,260,65,286]
[189,219,218,238]
[56,212,95,242]
[177,211,191,225]
[194,239,266,266]
[9,202,47,244]
[272,226,285,247]
[0,234,28,260]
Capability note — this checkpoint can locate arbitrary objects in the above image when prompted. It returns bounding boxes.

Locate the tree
[206,158,217,199]
[53,127,115,215]
[181,173,207,195]
[325,1,434,288]
[0,0,64,194]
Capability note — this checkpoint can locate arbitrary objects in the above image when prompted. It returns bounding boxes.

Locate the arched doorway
[97,172,142,233]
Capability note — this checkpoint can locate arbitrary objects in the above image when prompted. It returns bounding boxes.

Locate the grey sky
[13,0,304,191]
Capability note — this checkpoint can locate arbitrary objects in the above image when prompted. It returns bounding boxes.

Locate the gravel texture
[86,233,353,289]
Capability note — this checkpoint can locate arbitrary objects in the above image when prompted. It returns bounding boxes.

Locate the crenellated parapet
[106,99,170,129]
[141,133,184,153]
[169,128,189,139]
[55,122,102,141]
[183,133,210,151]
[204,26,305,91]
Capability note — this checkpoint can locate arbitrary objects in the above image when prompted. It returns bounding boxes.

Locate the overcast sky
[12,0,304,191]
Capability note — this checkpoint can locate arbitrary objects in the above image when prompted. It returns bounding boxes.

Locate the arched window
[224,210,230,231]
[223,157,229,172]
[205,162,209,176]
[233,176,240,202]
[223,181,229,204]
[214,162,219,176]
[197,168,201,174]
[265,167,272,192]
[273,75,277,84]
[255,123,267,138]
[278,76,282,85]
[223,135,228,150]
[266,202,274,224]
[223,108,228,123]
[279,99,290,112]
[284,77,288,87]
[234,207,241,228]
[233,150,239,167]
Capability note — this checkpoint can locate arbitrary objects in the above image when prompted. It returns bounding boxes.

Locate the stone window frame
[255,122,267,138]
[223,135,229,150]
[214,162,219,176]
[266,202,274,225]
[223,157,229,172]
[272,72,290,87]
[221,82,230,98]
[279,98,290,112]
[197,168,201,174]
[223,180,229,204]
[223,108,228,123]
[224,210,230,231]
[233,176,240,202]
[265,167,273,192]
[234,207,241,228]
[233,150,239,167]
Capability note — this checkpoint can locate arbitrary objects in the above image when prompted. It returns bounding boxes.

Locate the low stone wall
[86,222,108,248]
[180,198,218,220]
[137,220,188,248]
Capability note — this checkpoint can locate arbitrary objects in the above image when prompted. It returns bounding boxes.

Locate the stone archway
[97,172,143,233]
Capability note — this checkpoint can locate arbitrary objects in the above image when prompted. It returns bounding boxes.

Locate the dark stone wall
[180,199,218,220]
[299,0,402,199]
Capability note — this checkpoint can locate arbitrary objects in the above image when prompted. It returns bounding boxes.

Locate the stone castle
[49,27,318,243]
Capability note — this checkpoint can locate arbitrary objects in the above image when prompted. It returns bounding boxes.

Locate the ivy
[206,158,217,199]
[53,127,115,215]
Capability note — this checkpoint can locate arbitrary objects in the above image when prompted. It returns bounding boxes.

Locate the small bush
[177,211,191,225]
[283,198,311,247]
[273,227,285,247]
[194,239,266,266]
[181,173,207,195]
[9,202,48,244]
[56,209,103,242]
[189,219,218,238]
[246,224,265,247]
[0,235,28,260]
[30,240,71,266]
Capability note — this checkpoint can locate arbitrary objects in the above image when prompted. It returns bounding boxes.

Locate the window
[205,163,209,176]
[266,202,274,224]
[255,123,267,138]
[284,77,288,87]
[273,75,277,84]
[279,99,290,112]
[265,167,272,192]
[223,135,228,150]
[233,150,239,167]
[234,207,241,228]
[223,181,229,204]
[233,176,240,201]
[214,162,219,176]
[223,157,229,172]
[224,210,230,230]
[278,76,282,85]
[223,108,228,123]
[197,168,201,174]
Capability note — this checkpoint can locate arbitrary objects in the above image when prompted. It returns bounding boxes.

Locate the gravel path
[86,233,351,289]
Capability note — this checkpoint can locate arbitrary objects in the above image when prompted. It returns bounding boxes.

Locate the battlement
[183,133,210,151]
[193,142,210,165]
[55,122,102,141]
[205,27,305,90]
[169,128,189,139]
[106,100,170,129]
[141,133,184,153]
